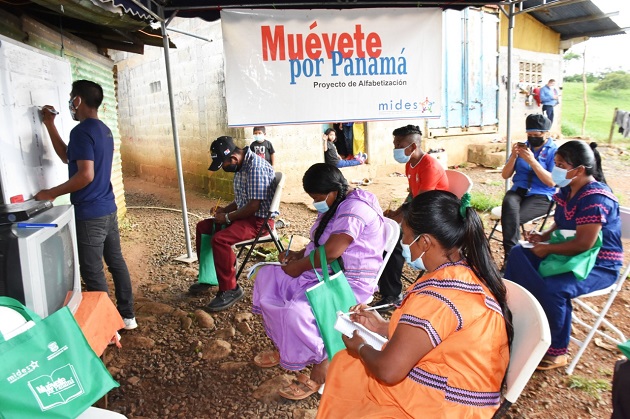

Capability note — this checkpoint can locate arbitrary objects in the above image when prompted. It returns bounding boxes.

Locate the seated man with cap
[499,114,557,265]
[190,136,276,312]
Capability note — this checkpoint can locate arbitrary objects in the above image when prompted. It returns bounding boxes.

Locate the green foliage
[470,192,502,212]
[561,82,630,142]
[563,52,581,61]
[595,71,630,91]
[567,376,611,400]
[563,73,600,83]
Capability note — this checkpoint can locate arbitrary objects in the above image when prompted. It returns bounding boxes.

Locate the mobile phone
[516,142,527,147]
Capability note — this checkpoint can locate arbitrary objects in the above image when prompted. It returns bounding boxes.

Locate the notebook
[334,311,388,351]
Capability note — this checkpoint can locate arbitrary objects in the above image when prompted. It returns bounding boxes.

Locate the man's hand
[34,189,55,201]
[41,105,57,126]
[214,212,227,225]
[215,206,226,215]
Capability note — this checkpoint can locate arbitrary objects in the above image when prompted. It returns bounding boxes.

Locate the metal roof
[0,0,626,53]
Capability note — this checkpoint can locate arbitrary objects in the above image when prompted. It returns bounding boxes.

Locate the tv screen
[0,205,81,318]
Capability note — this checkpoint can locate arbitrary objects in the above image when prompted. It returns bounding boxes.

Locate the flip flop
[278,373,321,400]
[536,354,568,371]
[253,350,280,368]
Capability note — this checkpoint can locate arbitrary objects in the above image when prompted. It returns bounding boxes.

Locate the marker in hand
[38,106,59,115]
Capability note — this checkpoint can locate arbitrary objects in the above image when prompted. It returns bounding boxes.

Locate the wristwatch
[225,212,232,225]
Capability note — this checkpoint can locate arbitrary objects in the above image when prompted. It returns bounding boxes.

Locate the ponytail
[589,142,607,184]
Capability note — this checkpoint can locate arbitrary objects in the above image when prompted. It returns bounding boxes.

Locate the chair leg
[491,400,512,419]
[235,220,270,281]
[488,219,500,242]
[567,290,625,375]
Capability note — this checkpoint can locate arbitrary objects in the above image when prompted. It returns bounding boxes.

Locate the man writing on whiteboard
[35,80,137,331]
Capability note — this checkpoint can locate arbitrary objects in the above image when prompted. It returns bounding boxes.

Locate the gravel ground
[102,142,630,418]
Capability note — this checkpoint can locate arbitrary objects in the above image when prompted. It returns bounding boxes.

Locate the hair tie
[459,193,471,218]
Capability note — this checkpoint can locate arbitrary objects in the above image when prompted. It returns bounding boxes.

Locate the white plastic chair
[493,279,551,418]
[444,169,473,199]
[567,206,630,375]
[234,172,285,279]
[77,407,127,418]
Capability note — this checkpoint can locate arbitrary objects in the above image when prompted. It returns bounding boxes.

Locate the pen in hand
[284,234,294,260]
[38,106,59,115]
[343,303,393,316]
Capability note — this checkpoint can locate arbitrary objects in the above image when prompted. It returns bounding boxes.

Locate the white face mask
[253,134,265,143]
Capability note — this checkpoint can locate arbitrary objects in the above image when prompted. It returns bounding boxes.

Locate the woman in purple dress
[252,163,387,400]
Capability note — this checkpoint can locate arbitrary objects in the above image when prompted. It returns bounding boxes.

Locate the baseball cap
[208,136,237,171]
[526,114,551,132]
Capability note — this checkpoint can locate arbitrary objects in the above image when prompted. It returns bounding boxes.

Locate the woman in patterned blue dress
[505,141,623,370]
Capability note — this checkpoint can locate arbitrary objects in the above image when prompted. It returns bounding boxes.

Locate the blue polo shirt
[509,137,557,199]
[67,118,117,221]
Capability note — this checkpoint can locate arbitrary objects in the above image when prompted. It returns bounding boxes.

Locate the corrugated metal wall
[0,12,127,217]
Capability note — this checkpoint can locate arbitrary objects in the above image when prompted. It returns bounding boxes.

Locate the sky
[563,1,630,76]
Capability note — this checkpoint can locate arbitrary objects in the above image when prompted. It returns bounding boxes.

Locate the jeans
[542,104,554,124]
[501,191,552,258]
[75,212,134,318]
[343,124,354,155]
[336,159,361,168]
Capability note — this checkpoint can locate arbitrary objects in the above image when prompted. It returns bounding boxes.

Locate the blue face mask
[552,166,574,188]
[393,144,412,164]
[312,193,330,213]
[400,235,426,270]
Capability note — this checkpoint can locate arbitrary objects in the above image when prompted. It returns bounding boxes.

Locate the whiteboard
[0,35,75,204]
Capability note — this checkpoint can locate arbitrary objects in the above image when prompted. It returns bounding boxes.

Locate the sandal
[278,373,321,400]
[253,350,280,368]
[536,354,568,371]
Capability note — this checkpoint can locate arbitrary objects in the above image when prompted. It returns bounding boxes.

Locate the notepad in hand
[334,311,388,351]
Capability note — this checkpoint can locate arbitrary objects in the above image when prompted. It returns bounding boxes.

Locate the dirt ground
[103,142,630,418]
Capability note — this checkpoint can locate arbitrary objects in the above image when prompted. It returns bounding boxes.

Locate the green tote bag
[305,246,358,359]
[198,223,226,286]
[0,297,119,419]
[538,230,603,281]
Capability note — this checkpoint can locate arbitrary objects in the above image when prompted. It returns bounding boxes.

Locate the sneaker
[371,294,402,313]
[188,282,215,295]
[123,317,138,330]
[204,285,244,312]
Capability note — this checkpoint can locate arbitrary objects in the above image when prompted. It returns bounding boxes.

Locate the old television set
[0,205,81,318]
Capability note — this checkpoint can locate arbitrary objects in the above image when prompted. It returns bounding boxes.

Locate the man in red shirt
[374,125,450,310]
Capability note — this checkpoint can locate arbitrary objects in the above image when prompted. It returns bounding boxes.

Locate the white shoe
[123,317,138,330]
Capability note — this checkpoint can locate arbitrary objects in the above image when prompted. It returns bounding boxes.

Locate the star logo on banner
[420,97,434,113]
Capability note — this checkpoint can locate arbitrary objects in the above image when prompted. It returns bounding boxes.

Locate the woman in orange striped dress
[318,191,513,418]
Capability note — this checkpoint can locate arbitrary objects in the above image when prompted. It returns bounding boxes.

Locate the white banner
[221,8,442,126]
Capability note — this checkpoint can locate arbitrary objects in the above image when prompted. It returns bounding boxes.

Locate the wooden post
[608,107,618,145]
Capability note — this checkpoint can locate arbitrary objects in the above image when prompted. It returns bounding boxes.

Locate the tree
[595,71,630,91]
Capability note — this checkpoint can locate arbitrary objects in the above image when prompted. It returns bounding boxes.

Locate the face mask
[551,166,574,187]
[312,193,330,213]
[222,163,238,173]
[253,134,265,143]
[68,96,81,121]
[400,235,426,270]
[527,136,545,147]
[393,144,412,164]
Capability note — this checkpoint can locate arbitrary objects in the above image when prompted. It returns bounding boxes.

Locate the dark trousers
[75,212,134,318]
[542,104,554,124]
[343,125,354,156]
[612,359,630,419]
[501,192,551,258]
[377,232,404,298]
[196,216,270,292]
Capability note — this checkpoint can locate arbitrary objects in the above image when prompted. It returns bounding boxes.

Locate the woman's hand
[524,229,544,243]
[348,304,389,336]
[342,331,366,356]
[278,250,302,264]
[531,242,551,258]
[281,260,304,278]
